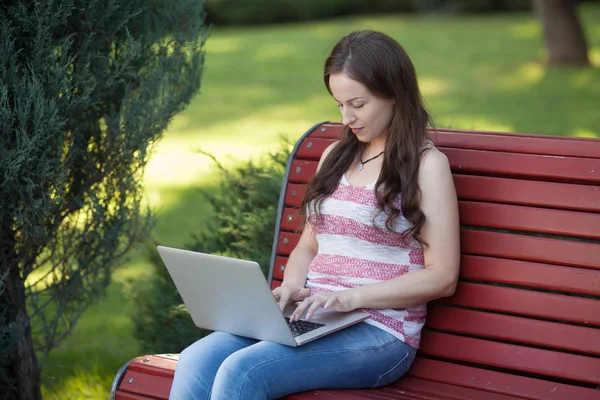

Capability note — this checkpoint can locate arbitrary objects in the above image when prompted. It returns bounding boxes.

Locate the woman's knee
[211,348,270,398]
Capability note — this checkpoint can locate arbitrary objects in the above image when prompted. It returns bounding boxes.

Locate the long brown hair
[299,30,434,248]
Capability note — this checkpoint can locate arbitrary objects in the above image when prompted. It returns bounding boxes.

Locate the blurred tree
[534,0,590,65]
[0,1,207,399]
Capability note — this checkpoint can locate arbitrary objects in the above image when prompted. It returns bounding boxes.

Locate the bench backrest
[268,122,600,400]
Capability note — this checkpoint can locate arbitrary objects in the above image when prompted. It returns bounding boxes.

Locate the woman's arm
[291,147,460,320]
[348,147,460,309]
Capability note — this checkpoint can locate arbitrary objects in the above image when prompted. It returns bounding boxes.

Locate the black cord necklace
[357,151,384,173]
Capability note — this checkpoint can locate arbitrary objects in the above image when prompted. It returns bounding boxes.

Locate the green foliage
[203,0,531,25]
[131,143,291,353]
[0,0,207,397]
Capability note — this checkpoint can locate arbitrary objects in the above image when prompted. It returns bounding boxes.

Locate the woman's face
[329,72,395,144]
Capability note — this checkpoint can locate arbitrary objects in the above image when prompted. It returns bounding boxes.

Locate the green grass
[40,5,600,399]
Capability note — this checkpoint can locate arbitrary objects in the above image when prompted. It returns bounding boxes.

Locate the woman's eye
[353,104,364,109]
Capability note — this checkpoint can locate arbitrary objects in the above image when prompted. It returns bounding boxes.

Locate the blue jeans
[169,322,417,400]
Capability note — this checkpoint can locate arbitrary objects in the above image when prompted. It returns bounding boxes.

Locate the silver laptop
[157,246,369,346]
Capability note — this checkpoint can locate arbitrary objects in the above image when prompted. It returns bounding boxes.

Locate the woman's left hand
[290,290,357,322]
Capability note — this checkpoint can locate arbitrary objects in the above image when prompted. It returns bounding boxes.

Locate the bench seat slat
[442,282,600,326]
[432,129,600,159]
[286,177,600,213]
[276,232,300,255]
[284,376,524,400]
[419,332,600,384]
[281,204,600,241]
[295,137,337,160]
[305,123,343,139]
[116,392,162,400]
[284,183,307,206]
[453,175,600,213]
[276,230,600,270]
[442,148,600,184]
[426,305,600,355]
[459,201,600,240]
[460,255,600,296]
[317,125,600,159]
[273,254,600,296]
[288,152,600,186]
[391,377,525,400]
[461,230,600,270]
[117,370,171,399]
[289,160,319,183]
[408,358,600,400]
[128,355,176,378]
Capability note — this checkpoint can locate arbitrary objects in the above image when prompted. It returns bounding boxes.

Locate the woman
[169,29,460,400]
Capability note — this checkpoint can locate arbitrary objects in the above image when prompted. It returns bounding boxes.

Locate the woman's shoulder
[317,140,341,170]
[419,141,450,178]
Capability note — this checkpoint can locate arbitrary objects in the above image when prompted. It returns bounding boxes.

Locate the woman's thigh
[212,322,417,399]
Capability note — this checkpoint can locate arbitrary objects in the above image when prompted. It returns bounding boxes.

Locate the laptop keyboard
[285,318,326,337]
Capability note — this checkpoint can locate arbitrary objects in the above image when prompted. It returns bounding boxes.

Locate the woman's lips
[351,127,363,134]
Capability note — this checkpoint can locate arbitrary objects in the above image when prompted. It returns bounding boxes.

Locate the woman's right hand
[272,284,311,312]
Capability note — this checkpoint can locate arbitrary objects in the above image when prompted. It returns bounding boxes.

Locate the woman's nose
[342,108,356,126]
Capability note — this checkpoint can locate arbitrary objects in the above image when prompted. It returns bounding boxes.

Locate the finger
[278,290,290,312]
[291,298,312,322]
[305,298,325,319]
[323,297,334,309]
[272,287,281,301]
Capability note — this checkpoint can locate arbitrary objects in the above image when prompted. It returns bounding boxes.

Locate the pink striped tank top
[306,173,427,349]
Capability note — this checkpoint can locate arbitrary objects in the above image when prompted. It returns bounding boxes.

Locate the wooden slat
[283,213,600,267]
[409,358,600,400]
[288,160,318,183]
[118,370,171,399]
[453,175,600,213]
[461,230,600,270]
[281,207,302,231]
[441,282,600,326]
[317,123,600,159]
[276,228,600,270]
[442,147,600,184]
[458,201,600,240]
[284,183,306,207]
[393,377,526,400]
[273,256,287,280]
[284,389,416,400]
[419,331,600,384]
[460,255,600,296]
[276,232,300,256]
[306,123,343,139]
[311,122,600,159]
[128,356,176,378]
[431,129,600,159]
[272,254,600,296]
[295,137,337,160]
[116,391,162,400]
[426,305,600,356]
[284,392,394,400]
[284,200,600,240]
[284,376,523,400]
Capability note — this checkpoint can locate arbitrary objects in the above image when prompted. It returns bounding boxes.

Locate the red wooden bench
[111,122,600,400]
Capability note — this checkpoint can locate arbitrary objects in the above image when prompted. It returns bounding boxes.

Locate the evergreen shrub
[131,143,291,353]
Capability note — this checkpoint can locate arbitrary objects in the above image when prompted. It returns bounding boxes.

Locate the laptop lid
[157,246,298,346]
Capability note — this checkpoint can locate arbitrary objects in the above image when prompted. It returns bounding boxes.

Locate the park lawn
[41,4,600,399]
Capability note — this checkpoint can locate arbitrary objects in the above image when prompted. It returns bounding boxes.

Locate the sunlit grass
[40,4,600,399]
